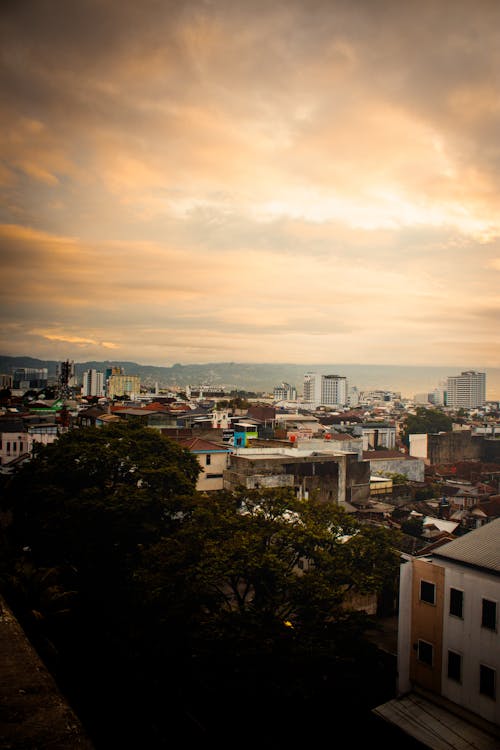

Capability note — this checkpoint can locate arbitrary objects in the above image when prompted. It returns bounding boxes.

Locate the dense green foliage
[0,422,402,746]
[402,406,454,446]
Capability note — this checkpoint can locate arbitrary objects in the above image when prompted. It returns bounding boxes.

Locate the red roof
[171,437,229,452]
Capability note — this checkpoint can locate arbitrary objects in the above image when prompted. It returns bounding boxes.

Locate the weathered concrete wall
[369,457,425,482]
[0,595,94,749]
[427,431,482,465]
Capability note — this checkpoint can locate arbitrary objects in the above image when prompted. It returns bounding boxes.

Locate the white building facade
[82,369,105,397]
[303,373,348,408]
[446,371,486,409]
[389,520,500,744]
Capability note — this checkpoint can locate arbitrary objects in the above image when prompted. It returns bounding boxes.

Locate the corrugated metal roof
[373,692,500,750]
[432,517,500,574]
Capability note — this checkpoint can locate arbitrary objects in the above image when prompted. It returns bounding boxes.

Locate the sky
[1,0,500,370]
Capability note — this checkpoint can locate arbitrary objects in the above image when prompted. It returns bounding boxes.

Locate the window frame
[449,588,464,619]
[417,639,434,667]
[447,650,462,683]
[420,579,436,606]
[479,664,496,699]
[481,598,497,631]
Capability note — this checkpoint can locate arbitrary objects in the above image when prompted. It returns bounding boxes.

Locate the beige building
[171,436,231,492]
[107,374,141,399]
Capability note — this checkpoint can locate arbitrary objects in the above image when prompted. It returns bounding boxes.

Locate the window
[447,651,462,682]
[449,588,463,618]
[482,599,497,631]
[417,640,433,666]
[479,664,496,699]
[420,580,436,605]
[206,473,223,479]
[205,454,211,466]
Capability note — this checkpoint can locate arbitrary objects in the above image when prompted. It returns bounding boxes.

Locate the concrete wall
[369,457,425,482]
[0,596,94,748]
[223,450,370,506]
[427,431,482,465]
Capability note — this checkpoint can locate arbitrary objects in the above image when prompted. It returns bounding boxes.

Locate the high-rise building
[107,374,141,399]
[273,382,297,401]
[12,367,48,390]
[321,374,348,407]
[446,371,486,409]
[303,373,348,407]
[82,369,105,397]
[303,372,322,405]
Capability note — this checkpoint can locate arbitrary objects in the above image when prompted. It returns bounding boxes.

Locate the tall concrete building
[107,374,141,399]
[12,367,48,390]
[446,371,486,409]
[303,372,322,405]
[82,369,104,397]
[273,382,297,401]
[303,373,348,407]
[321,374,348,407]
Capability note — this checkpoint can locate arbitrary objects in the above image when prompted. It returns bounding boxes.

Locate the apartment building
[82,369,105,397]
[447,371,486,410]
[106,374,141,399]
[303,373,348,408]
[375,519,500,748]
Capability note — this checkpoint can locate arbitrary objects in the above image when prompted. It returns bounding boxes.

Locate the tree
[135,488,402,738]
[0,427,402,746]
[402,407,453,447]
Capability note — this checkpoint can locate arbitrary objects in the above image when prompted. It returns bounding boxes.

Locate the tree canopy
[0,421,402,746]
[402,406,453,446]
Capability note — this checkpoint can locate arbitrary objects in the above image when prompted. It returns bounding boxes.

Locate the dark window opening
[482,599,496,631]
[480,665,496,698]
[420,580,436,605]
[418,640,433,666]
[447,651,461,682]
[450,588,463,618]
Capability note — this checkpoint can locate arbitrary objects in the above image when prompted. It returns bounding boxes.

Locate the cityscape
[1,356,500,746]
[2,0,500,747]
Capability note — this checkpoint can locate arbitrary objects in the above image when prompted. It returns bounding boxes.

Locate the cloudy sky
[1,0,500,369]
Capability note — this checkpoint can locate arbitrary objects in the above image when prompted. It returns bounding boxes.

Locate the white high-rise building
[273,382,297,401]
[303,372,322,405]
[446,371,486,409]
[303,373,348,407]
[321,374,348,407]
[82,369,105,397]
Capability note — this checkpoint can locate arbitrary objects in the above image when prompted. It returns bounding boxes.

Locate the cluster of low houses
[2,396,500,550]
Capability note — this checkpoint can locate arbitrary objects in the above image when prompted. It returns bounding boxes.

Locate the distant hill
[3,355,497,398]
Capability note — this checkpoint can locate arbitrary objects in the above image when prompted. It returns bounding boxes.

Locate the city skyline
[1,1,500,368]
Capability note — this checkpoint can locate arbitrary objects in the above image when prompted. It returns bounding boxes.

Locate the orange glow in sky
[1,0,499,368]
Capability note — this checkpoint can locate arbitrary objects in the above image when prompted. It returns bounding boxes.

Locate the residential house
[170,436,231,492]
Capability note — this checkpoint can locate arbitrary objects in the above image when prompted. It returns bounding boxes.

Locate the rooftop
[432,517,500,574]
